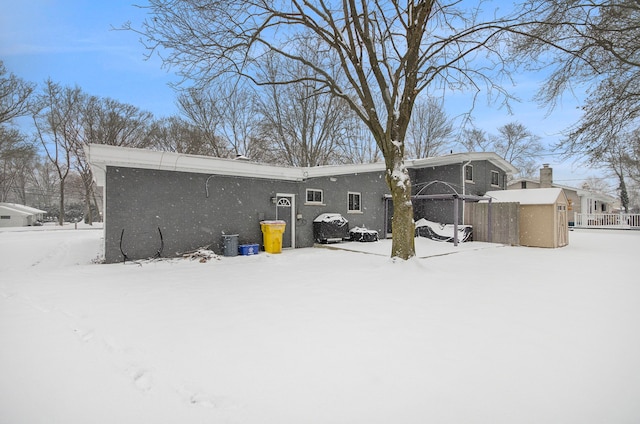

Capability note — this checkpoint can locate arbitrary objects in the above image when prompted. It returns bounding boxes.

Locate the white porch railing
[574,213,640,229]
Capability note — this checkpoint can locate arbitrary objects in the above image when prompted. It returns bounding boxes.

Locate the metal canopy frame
[411,194,493,246]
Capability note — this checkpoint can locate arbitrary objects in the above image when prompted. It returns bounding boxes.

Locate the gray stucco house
[88,144,516,262]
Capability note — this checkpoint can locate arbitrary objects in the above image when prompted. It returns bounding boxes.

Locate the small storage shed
[0,203,46,227]
[484,188,569,248]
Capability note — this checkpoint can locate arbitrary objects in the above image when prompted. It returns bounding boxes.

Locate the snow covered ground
[1,224,639,424]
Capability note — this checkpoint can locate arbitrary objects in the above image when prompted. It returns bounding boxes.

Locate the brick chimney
[540,164,553,188]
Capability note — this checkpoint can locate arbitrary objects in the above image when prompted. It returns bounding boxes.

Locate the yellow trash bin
[260,220,287,253]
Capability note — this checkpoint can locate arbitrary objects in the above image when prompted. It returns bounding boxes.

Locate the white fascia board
[406,152,519,174]
[88,144,305,182]
[0,203,46,214]
[304,162,386,178]
[87,145,518,185]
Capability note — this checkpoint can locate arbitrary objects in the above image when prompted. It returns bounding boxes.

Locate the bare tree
[214,81,265,160]
[335,118,382,164]
[255,50,353,167]
[32,80,85,225]
[147,116,214,155]
[491,122,543,178]
[134,0,537,259]
[459,122,543,178]
[177,89,229,157]
[512,1,640,161]
[0,61,35,125]
[459,128,492,153]
[74,95,155,223]
[0,62,36,204]
[589,131,640,212]
[405,97,454,158]
[0,126,36,202]
[622,129,640,186]
[28,158,60,212]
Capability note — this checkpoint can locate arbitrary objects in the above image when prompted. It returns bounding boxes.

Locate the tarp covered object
[415,218,472,243]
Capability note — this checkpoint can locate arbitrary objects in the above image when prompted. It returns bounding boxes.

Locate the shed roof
[485,188,565,205]
[87,144,518,186]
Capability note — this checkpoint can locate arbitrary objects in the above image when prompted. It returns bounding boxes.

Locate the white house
[507,164,617,226]
[0,203,46,228]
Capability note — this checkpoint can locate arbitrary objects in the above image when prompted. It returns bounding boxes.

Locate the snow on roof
[313,213,348,224]
[0,205,32,216]
[87,144,518,187]
[484,188,565,205]
[0,203,46,215]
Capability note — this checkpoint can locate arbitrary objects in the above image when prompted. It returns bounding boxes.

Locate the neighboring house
[508,164,616,226]
[87,144,516,263]
[484,188,569,248]
[0,203,46,228]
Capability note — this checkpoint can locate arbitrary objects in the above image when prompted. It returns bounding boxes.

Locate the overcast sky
[0,0,597,186]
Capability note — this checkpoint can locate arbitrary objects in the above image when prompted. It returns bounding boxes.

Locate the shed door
[557,205,568,247]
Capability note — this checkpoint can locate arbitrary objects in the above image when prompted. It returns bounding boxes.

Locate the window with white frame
[348,192,361,213]
[491,170,500,187]
[464,164,474,182]
[305,188,323,204]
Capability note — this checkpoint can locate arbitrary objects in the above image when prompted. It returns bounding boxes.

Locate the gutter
[461,160,472,225]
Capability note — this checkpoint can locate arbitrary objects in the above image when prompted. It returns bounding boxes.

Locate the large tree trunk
[385,151,415,260]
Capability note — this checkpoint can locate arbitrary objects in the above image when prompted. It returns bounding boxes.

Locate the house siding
[296,172,388,247]
[104,166,389,263]
[410,162,509,224]
[105,167,294,262]
[91,146,517,262]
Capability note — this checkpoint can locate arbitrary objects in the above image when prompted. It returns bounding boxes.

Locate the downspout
[461,160,472,225]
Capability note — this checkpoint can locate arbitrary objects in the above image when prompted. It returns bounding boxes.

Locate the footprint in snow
[127,367,154,393]
[73,328,94,342]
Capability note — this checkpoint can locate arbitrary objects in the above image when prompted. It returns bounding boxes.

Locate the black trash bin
[222,234,239,257]
[313,213,349,243]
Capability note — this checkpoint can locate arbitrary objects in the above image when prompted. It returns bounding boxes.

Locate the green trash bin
[260,221,286,253]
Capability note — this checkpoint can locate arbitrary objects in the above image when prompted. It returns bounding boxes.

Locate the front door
[275,194,295,248]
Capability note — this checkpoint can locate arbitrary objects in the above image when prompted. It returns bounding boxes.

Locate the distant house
[484,188,569,248]
[88,145,517,263]
[508,164,616,226]
[0,203,46,228]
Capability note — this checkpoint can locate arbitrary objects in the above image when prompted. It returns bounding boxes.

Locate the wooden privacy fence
[465,202,520,245]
